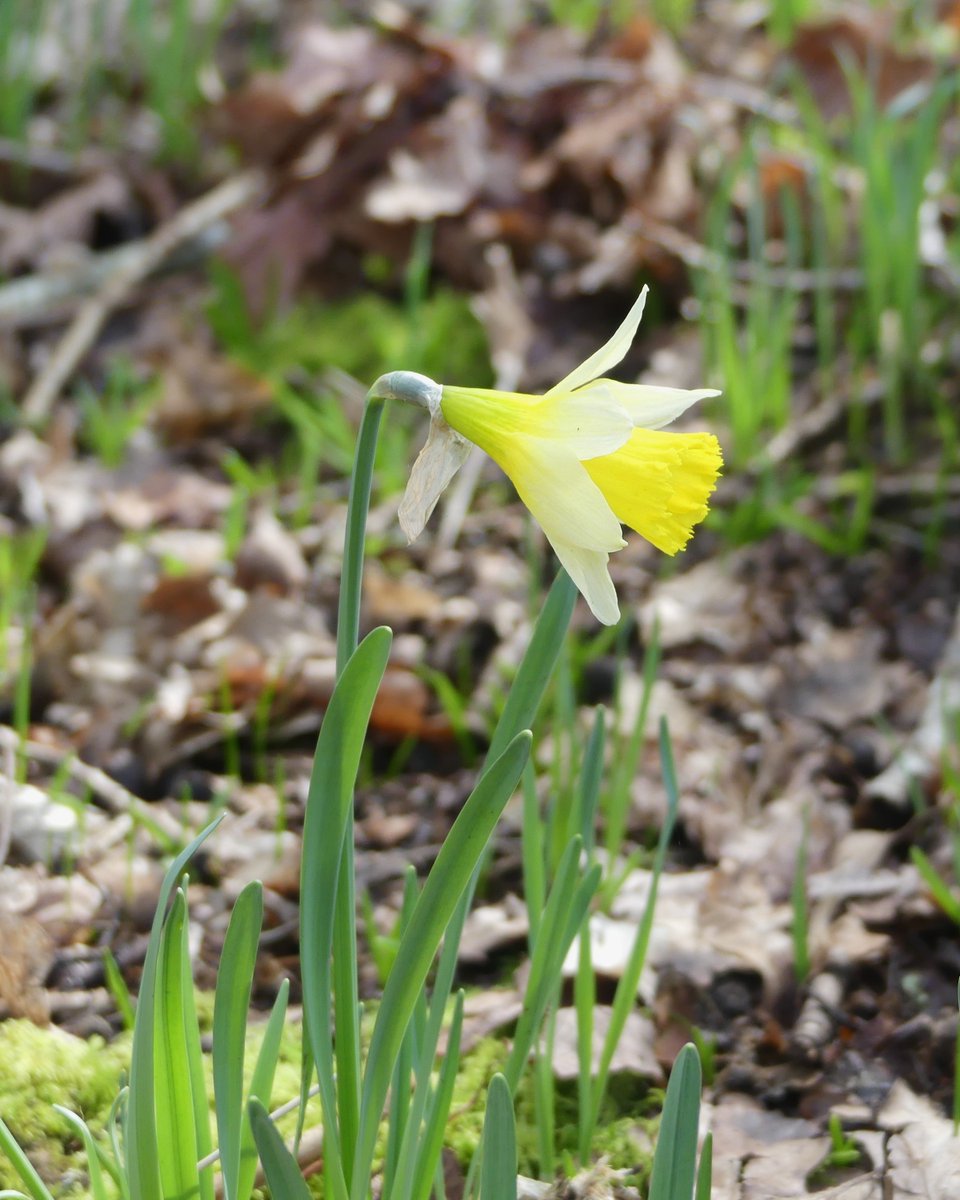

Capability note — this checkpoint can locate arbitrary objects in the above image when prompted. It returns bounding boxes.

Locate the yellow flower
[389,287,722,625]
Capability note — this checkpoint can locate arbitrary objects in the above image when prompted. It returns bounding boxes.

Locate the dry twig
[21,167,267,423]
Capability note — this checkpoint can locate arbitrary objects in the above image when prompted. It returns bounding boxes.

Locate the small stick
[21,167,267,424]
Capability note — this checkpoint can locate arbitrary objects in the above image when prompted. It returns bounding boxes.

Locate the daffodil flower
[377,286,722,625]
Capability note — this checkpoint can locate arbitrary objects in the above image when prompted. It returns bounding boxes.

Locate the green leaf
[154,890,203,1200]
[695,1132,712,1200]
[214,881,264,1200]
[911,846,960,924]
[575,706,605,854]
[351,730,532,1200]
[0,1119,56,1200]
[249,1101,311,1200]
[126,817,224,1200]
[479,1075,516,1200]
[587,718,678,1139]
[299,626,392,1200]
[102,948,135,1032]
[52,1109,109,1200]
[648,1044,702,1200]
[237,979,290,1200]
[408,990,465,1200]
[178,905,215,1200]
[504,836,600,1092]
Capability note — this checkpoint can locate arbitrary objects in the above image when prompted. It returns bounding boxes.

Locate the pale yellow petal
[546,286,649,396]
[494,438,626,553]
[441,385,631,460]
[584,428,722,555]
[580,382,721,430]
[548,539,620,625]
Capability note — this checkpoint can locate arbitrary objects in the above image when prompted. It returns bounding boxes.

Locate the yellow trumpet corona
[392,287,723,625]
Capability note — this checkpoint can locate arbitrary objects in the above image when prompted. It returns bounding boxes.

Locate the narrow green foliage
[126,817,224,1200]
[154,891,206,1200]
[237,981,290,1200]
[407,990,465,1200]
[505,836,601,1094]
[214,882,265,1200]
[694,1132,713,1200]
[844,68,952,458]
[126,0,236,162]
[0,1120,55,1200]
[0,0,48,141]
[352,731,532,1200]
[582,720,679,1149]
[101,950,135,1032]
[76,361,155,468]
[648,1045,702,1200]
[249,1101,312,1200]
[0,530,45,675]
[824,1114,861,1169]
[299,627,392,1200]
[479,1075,517,1200]
[698,148,799,467]
[51,1111,109,1200]
[910,846,960,924]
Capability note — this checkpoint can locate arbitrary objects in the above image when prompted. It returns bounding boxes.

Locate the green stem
[333,392,385,1186]
[337,396,386,675]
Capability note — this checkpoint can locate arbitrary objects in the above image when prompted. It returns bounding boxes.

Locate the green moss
[444,1038,656,1185]
[0,1006,317,1198]
[0,1020,130,1191]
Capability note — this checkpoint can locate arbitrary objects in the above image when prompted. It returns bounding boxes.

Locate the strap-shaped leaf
[249,1102,311,1200]
[299,626,392,1200]
[648,1044,702,1200]
[479,1075,516,1200]
[126,816,224,1200]
[351,729,532,1200]
[0,1118,56,1200]
[237,980,290,1200]
[214,881,264,1200]
[53,1110,109,1200]
[154,891,202,1200]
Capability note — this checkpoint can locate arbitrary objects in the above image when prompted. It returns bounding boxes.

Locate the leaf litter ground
[1,3,960,1196]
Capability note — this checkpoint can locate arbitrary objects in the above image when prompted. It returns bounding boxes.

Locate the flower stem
[337,395,386,675]
[333,391,386,1183]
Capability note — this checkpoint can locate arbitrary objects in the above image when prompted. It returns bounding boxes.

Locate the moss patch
[0,1020,130,1191]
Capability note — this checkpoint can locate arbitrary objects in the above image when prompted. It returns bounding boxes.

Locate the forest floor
[1,2,960,1196]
